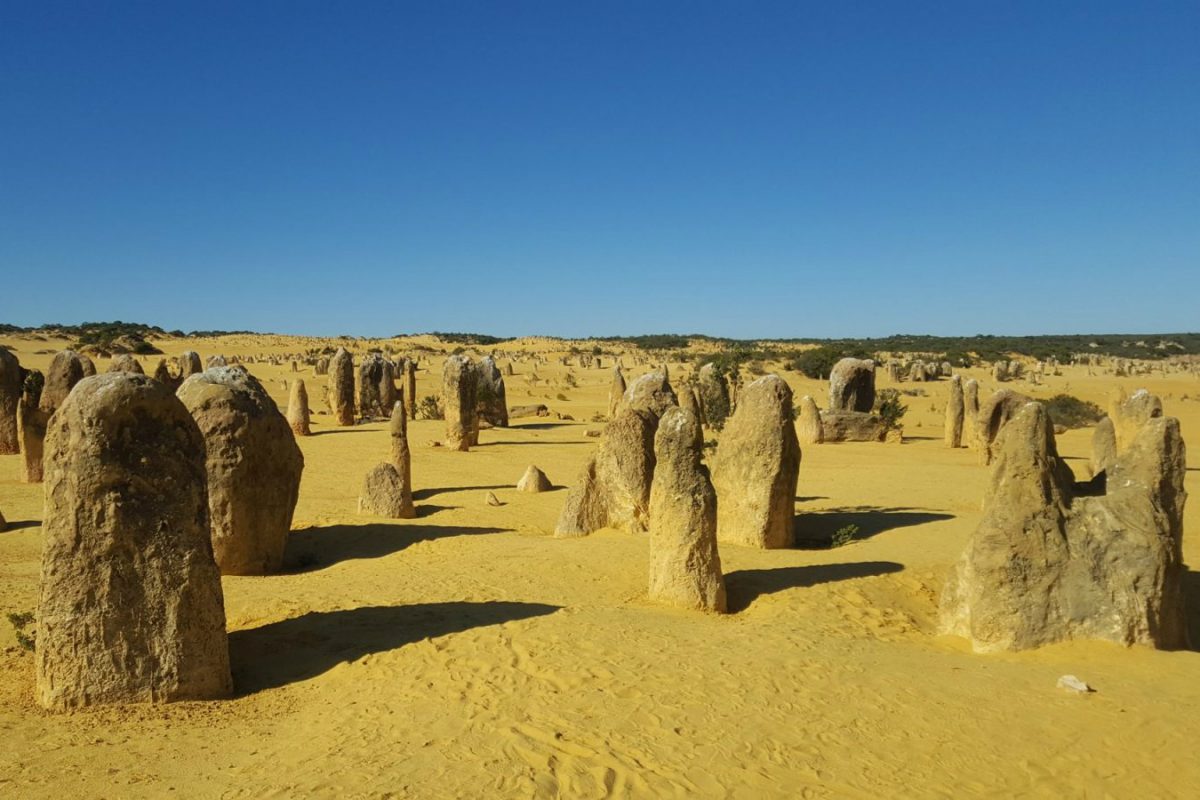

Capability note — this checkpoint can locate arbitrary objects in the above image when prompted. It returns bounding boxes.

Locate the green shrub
[7,611,35,652]
[21,369,44,406]
[874,388,907,431]
[831,524,859,548]
[941,351,974,368]
[417,395,444,420]
[790,346,871,380]
[1044,394,1104,429]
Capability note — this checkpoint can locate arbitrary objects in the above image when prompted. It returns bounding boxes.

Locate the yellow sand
[1,334,1198,798]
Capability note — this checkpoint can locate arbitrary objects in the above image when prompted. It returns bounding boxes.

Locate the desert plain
[1,331,1198,799]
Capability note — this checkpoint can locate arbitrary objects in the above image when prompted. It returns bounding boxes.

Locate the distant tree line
[598,332,1200,364]
[2,322,1196,363]
[0,321,259,339]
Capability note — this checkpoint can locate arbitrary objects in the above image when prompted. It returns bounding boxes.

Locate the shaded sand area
[2,333,1199,797]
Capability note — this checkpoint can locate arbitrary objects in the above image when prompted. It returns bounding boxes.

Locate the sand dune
[1,333,1198,797]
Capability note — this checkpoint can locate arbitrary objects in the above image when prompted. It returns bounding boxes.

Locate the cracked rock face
[0,347,21,454]
[940,399,1188,652]
[944,375,964,448]
[476,356,509,428]
[357,353,393,419]
[287,378,311,436]
[796,394,822,445]
[621,369,678,418]
[177,367,304,576]
[828,358,876,413]
[976,388,1032,464]
[37,373,231,710]
[442,354,478,451]
[329,347,355,426]
[712,375,800,550]
[39,350,88,416]
[696,363,731,428]
[555,406,658,537]
[608,366,626,419]
[648,407,726,613]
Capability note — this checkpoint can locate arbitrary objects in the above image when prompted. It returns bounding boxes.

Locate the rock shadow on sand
[230,601,561,693]
[308,427,375,436]
[794,506,954,548]
[725,561,904,612]
[1182,570,1200,649]
[412,484,510,501]
[476,439,592,447]
[284,523,503,571]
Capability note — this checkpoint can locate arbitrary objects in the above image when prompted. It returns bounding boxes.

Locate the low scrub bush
[1044,394,1104,429]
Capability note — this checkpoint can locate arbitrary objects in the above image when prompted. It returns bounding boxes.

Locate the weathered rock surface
[329,347,355,426]
[177,367,304,575]
[977,389,1032,464]
[357,354,391,418]
[828,358,876,413]
[379,359,397,413]
[608,367,626,419]
[1111,388,1163,452]
[442,355,478,451]
[622,369,677,418]
[39,350,88,415]
[678,384,701,419]
[712,375,800,549]
[510,403,549,418]
[178,351,203,378]
[151,359,178,389]
[796,395,823,445]
[107,354,144,374]
[945,374,964,448]
[554,407,657,537]
[940,401,1188,652]
[0,348,20,454]
[36,373,231,709]
[18,397,48,483]
[517,465,552,493]
[1090,416,1117,478]
[358,462,414,518]
[476,356,509,428]
[648,407,726,612]
[403,359,417,420]
[697,363,731,428]
[287,378,311,436]
[962,378,980,450]
[387,401,415,517]
[819,410,887,442]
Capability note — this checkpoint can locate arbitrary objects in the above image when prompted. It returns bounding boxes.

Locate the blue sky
[2,2,1197,339]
